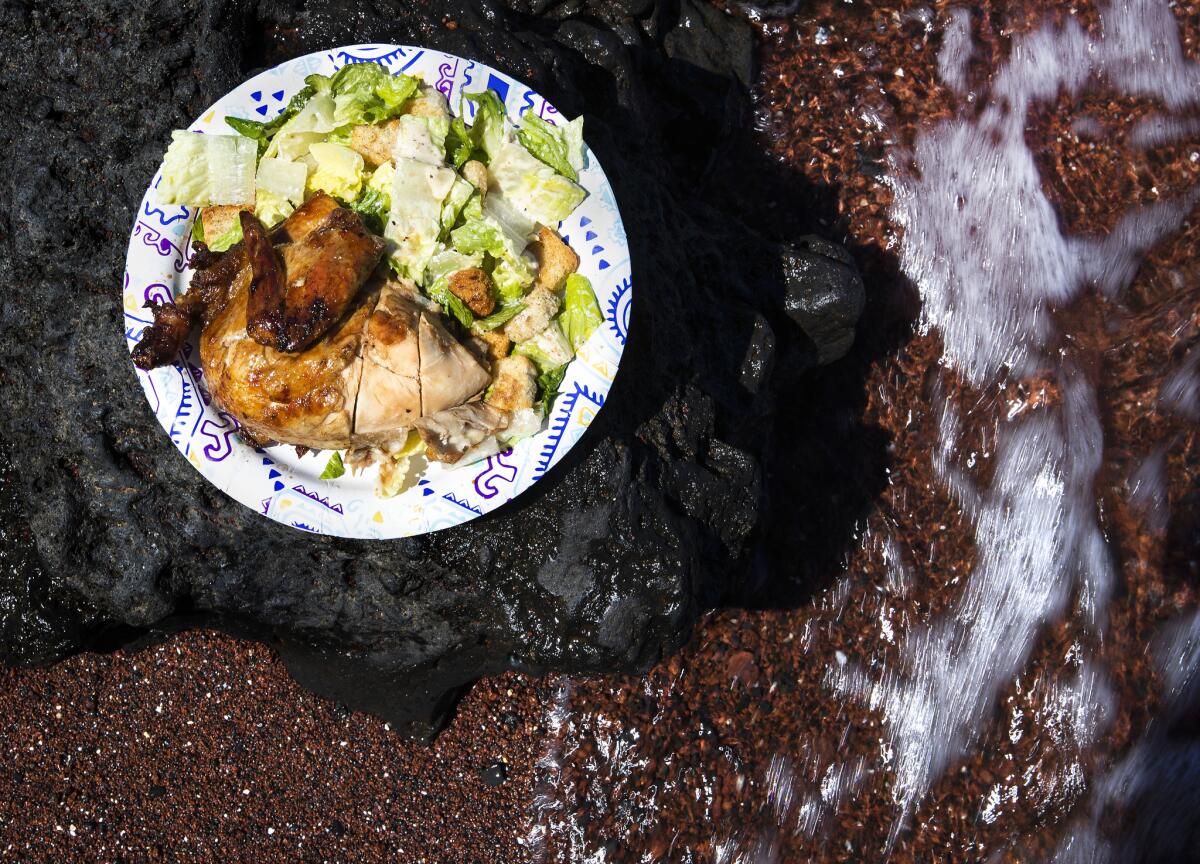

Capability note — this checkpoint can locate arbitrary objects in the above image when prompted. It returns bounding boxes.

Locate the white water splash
[523,677,581,863]
[832,0,1200,842]
[1054,609,1200,863]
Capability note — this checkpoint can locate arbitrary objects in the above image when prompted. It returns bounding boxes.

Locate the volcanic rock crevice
[0,0,870,735]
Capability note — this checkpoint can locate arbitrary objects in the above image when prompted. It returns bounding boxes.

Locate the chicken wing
[241,203,386,354]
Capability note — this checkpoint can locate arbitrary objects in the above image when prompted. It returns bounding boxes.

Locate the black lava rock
[781,237,866,364]
[0,0,864,736]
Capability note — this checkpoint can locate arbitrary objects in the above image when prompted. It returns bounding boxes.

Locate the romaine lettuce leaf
[254,191,293,229]
[307,142,365,202]
[386,158,458,282]
[425,248,484,287]
[463,90,508,161]
[158,131,257,206]
[264,91,339,160]
[535,364,567,415]
[450,199,535,302]
[488,140,587,227]
[394,114,447,165]
[225,79,325,155]
[254,157,307,227]
[424,249,486,329]
[439,177,475,240]
[256,157,307,202]
[445,115,478,169]
[527,320,574,368]
[320,452,345,480]
[348,184,388,235]
[330,62,419,126]
[491,255,534,303]
[473,302,524,332]
[563,116,585,176]
[498,406,545,444]
[347,162,394,234]
[560,273,602,352]
[517,112,582,181]
[514,333,563,373]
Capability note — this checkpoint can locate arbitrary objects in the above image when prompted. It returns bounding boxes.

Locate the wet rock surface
[0,0,863,735]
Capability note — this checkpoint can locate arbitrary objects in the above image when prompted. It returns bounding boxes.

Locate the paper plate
[122,44,631,539]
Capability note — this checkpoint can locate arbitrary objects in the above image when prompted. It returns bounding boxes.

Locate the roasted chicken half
[132,195,498,456]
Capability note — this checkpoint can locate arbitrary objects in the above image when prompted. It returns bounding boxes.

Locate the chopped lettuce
[499,406,544,444]
[386,159,458,283]
[158,131,257,206]
[463,90,508,161]
[473,302,524,332]
[254,191,292,229]
[483,191,537,243]
[254,157,308,226]
[445,115,478,169]
[450,195,537,303]
[307,142,365,202]
[562,116,585,176]
[330,62,419,126]
[225,80,325,155]
[256,157,308,202]
[425,248,484,287]
[367,161,395,198]
[517,113,583,181]
[560,273,602,352]
[320,451,345,480]
[348,163,394,234]
[491,255,534,303]
[394,114,448,166]
[438,177,475,240]
[535,364,567,415]
[348,184,388,235]
[516,321,571,369]
[264,91,339,161]
[488,140,587,227]
[528,320,574,368]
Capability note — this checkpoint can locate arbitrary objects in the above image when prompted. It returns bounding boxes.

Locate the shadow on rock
[0,0,910,735]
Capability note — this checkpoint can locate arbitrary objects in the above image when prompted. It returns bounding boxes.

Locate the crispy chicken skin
[131,194,358,371]
[242,202,386,353]
[131,239,247,370]
[201,267,375,451]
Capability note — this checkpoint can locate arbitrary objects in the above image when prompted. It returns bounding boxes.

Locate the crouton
[486,354,538,413]
[502,287,560,344]
[447,268,496,317]
[350,119,402,168]
[462,160,489,196]
[405,86,450,120]
[471,328,511,364]
[198,204,253,245]
[530,226,580,293]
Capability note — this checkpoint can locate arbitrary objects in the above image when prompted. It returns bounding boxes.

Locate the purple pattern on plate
[198,412,238,462]
[291,484,344,515]
[133,221,188,271]
[436,58,459,99]
[473,449,518,499]
[142,282,173,306]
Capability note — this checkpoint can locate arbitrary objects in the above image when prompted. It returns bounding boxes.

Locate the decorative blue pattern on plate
[123,45,631,539]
